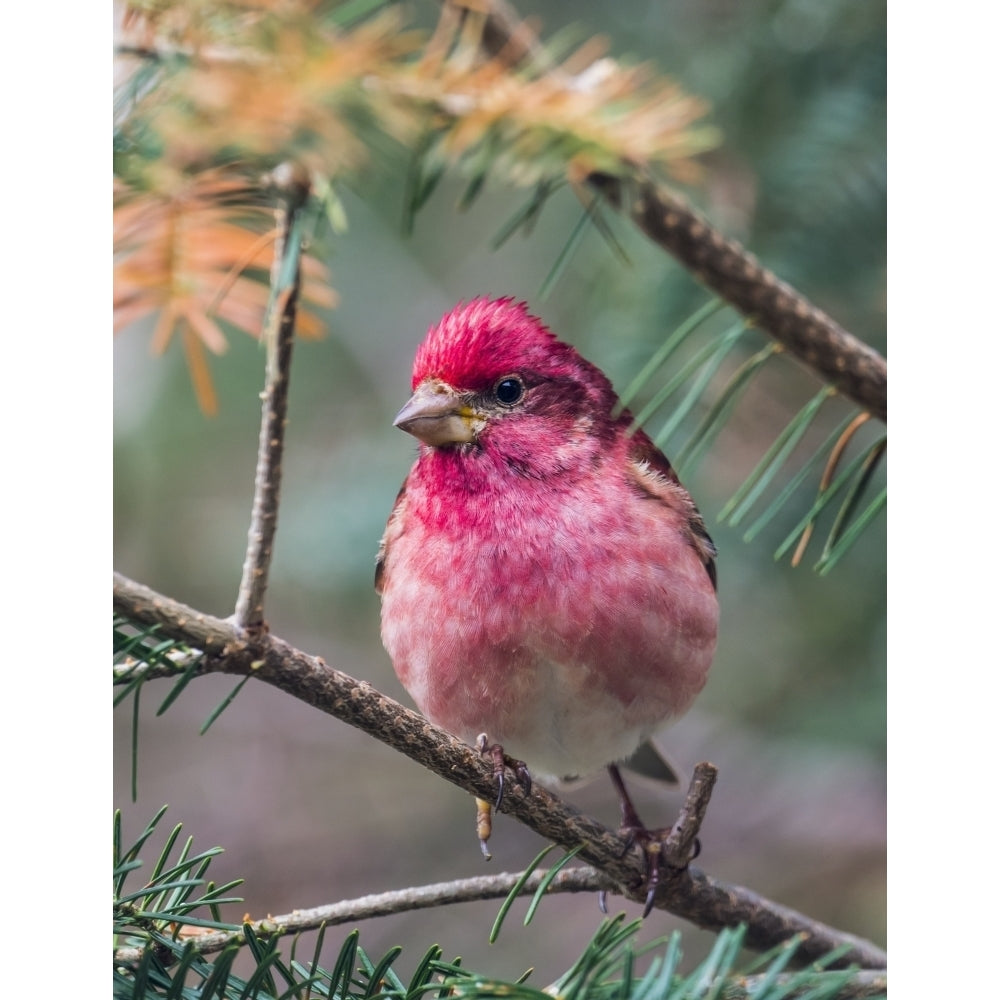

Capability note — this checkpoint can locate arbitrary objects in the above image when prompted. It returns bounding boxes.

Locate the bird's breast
[379,452,718,782]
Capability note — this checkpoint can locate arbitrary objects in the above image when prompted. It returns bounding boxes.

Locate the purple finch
[376,298,718,903]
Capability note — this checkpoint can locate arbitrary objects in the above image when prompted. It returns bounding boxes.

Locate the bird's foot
[616,822,700,918]
[605,763,700,917]
[474,734,532,861]
[475,733,532,810]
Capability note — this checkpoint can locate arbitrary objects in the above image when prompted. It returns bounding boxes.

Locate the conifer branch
[624,179,887,422]
[113,572,887,971]
[467,0,887,423]
[113,866,606,965]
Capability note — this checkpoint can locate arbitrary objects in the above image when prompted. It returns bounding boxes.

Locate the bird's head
[394,298,621,460]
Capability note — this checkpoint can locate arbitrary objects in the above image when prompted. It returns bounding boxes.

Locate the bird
[375,297,719,911]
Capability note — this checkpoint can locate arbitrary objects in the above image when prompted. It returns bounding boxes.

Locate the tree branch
[113,572,887,971]
[114,866,607,965]
[624,179,887,422]
[233,163,310,630]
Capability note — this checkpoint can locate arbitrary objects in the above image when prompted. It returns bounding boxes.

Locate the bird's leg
[607,763,669,918]
[473,734,532,860]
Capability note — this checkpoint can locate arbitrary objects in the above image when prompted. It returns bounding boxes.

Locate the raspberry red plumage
[377,297,718,785]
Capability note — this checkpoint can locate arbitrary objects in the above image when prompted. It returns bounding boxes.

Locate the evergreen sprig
[113,808,886,997]
[617,303,885,572]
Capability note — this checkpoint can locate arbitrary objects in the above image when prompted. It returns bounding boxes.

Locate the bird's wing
[626,430,718,591]
[374,480,409,596]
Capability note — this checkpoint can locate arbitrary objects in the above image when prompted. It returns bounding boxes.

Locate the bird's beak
[393,379,484,446]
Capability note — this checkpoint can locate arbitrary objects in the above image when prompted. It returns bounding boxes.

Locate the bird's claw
[475,733,531,810]
[608,763,699,918]
[617,822,665,917]
[619,823,700,917]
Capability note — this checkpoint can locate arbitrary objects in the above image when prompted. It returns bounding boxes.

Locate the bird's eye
[493,376,524,406]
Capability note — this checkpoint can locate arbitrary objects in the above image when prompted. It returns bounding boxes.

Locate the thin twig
[114,866,606,965]
[661,761,716,869]
[468,0,887,423]
[113,572,887,971]
[233,163,310,631]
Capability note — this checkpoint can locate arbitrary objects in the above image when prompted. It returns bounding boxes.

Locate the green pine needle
[308,922,330,994]
[734,933,802,998]
[629,325,736,435]
[150,823,185,882]
[330,929,361,1000]
[614,298,725,416]
[719,386,835,526]
[113,619,161,663]
[818,440,887,564]
[407,944,445,1000]
[113,668,145,709]
[617,946,635,1000]
[489,844,558,943]
[741,414,858,544]
[198,944,240,1000]
[674,342,779,477]
[587,200,630,265]
[403,130,446,236]
[773,439,886,562]
[674,924,744,999]
[130,680,140,803]
[200,675,252,734]
[631,931,682,1000]
[816,485,886,576]
[241,929,283,999]
[364,945,404,999]
[491,179,561,249]
[156,653,205,715]
[115,806,170,890]
[523,846,585,927]
[163,941,199,1000]
[126,941,153,999]
[538,199,602,301]
[313,174,350,235]
[652,320,747,450]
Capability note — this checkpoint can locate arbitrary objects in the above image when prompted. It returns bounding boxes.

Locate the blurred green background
[113,0,885,982]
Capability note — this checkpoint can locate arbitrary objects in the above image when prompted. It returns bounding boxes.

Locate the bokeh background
[114,0,886,983]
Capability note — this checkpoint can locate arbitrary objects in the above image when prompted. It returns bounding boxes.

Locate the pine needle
[773,438,886,562]
[199,676,252,734]
[614,298,725,416]
[652,320,747,450]
[675,342,780,477]
[816,484,886,576]
[741,414,857,544]
[719,386,835,526]
[538,198,601,301]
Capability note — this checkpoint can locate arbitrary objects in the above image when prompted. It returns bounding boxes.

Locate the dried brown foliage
[114,169,335,414]
[114,0,718,411]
